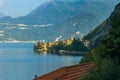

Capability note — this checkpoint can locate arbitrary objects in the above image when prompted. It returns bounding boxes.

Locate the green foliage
[102,37,120,63]
[102,3,120,63]
[81,45,120,80]
[50,38,88,52]
[50,41,66,51]
[70,38,88,51]
[81,2,120,65]
[80,3,120,80]
[81,45,104,63]
[81,59,120,80]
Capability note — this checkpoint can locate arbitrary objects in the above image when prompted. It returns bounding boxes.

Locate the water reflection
[34,49,84,57]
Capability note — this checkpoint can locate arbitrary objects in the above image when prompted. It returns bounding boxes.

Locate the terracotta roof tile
[33,62,94,80]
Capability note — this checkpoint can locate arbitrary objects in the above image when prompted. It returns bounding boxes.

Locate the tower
[71,34,74,41]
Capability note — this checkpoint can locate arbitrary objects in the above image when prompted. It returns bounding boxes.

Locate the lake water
[0,43,82,80]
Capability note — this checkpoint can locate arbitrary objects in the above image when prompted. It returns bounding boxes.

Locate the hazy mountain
[56,13,99,39]
[84,2,120,48]
[0,12,5,18]
[83,19,111,48]
[0,0,119,42]
[14,0,119,25]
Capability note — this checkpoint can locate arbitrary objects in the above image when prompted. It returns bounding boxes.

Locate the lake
[0,43,82,80]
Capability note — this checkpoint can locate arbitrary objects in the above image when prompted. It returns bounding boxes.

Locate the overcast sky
[0,0,48,18]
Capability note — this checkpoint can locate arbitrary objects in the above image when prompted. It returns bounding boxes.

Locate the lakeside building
[34,34,74,51]
[34,34,90,51]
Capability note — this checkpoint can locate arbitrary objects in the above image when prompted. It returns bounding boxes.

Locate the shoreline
[59,50,88,55]
[34,49,88,55]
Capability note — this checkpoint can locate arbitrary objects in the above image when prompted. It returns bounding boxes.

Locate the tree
[80,3,120,80]
[71,38,88,51]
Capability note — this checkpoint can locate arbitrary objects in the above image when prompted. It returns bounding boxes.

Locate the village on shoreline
[34,34,90,55]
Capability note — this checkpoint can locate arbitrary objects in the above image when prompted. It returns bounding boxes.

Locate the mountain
[0,12,5,18]
[81,3,120,80]
[83,2,120,48]
[0,0,119,42]
[14,0,119,25]
[83,19,111,48]
[57,13,99,39]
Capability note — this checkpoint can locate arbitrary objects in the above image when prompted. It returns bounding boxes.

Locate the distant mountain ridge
[0,12,5,18]
[0,0,119,42]
[0,0,118,25]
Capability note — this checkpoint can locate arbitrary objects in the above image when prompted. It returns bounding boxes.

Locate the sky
[0,0,48,18]
[0,0,119,18]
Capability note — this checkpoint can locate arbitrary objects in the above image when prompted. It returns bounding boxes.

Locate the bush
[81,58,120,80]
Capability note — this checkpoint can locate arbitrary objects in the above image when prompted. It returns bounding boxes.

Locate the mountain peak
[0,1,119,41]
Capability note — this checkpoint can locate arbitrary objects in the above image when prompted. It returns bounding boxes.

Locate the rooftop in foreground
[33,62,94,80]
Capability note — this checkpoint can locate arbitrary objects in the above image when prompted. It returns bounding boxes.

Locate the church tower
[71,34,74,41]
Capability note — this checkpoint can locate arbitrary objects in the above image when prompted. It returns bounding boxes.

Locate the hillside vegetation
[80,3,120,80]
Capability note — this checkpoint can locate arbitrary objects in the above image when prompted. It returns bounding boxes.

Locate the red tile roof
[33,62,94,80]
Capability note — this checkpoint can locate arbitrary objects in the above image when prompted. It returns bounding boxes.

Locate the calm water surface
[0,43,82,80]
